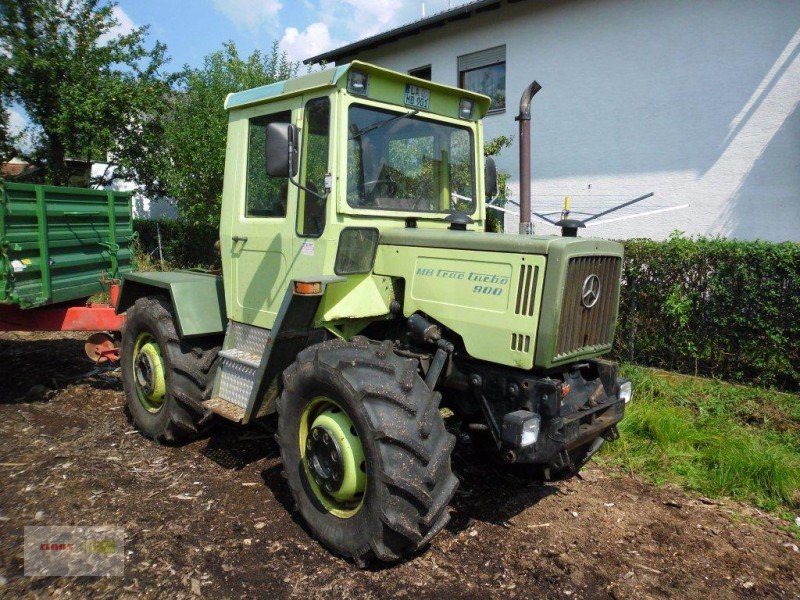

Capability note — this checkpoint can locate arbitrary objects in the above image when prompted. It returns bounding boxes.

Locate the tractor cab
[219,62,491,329]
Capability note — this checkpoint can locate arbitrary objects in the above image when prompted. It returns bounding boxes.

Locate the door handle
[232,235,248,244]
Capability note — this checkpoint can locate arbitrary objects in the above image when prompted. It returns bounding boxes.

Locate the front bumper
[512,389,625,464]
[465,359,627,464]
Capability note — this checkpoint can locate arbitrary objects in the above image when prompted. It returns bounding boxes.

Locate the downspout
[516,81,542,235]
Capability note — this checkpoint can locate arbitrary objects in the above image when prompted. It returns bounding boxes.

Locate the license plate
[404,84,430,110]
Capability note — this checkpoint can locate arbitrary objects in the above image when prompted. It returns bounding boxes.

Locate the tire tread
[276,336,458,565]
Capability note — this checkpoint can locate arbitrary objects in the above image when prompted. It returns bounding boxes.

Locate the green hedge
[614,235,800,391]
[133,219,220,270]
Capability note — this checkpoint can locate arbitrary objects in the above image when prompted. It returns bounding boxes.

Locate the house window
[245,110,292,218]
[458,45,506,113]
[409,65,432,81]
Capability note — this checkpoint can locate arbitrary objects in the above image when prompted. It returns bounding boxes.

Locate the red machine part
[84,332,118,363]
[0,283,126,362]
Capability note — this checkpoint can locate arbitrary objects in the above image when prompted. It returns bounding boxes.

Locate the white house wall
[91,162,179,220]
[343,0,800,241]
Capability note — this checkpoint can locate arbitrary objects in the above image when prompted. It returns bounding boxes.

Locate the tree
[0,44,15,163]
[120,41,298,227]
[0,101,13,164]
[0,0,171,184]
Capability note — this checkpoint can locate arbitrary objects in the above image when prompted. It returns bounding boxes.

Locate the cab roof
[224,60,491,119]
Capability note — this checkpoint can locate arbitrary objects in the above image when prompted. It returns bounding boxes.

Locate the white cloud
[212,0,283,36]
[340,0,403,38]
[280,22,341,63]
[99,6,137,44]
[8,107,28,135]
[311,0,474,49]
[6,106,36,154]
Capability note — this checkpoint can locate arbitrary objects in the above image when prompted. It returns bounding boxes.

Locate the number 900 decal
[473,285,503,296]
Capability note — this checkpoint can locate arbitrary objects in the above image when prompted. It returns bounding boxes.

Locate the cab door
[229,98,301,329]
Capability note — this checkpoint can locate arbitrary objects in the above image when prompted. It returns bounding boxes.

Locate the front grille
[555,256,622,360]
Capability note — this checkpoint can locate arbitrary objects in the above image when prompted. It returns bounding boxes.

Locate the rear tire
[121,296,220,444]
[277,337,457,565]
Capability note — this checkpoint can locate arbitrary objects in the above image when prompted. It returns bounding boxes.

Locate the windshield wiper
[348,109,419,140]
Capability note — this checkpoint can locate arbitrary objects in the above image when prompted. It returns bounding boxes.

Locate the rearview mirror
[266,122,299,178]
[485,157,498,198]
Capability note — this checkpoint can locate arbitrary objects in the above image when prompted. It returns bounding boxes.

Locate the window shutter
[458,45,506,72]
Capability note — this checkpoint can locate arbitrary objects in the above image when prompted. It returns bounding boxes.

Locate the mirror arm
[286,133,329,201]
[288,175,329,201]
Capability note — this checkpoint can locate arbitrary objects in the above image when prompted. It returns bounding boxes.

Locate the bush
[133,219,220,270]
[615,234,800,391]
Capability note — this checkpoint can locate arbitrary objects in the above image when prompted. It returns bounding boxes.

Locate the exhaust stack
[516,81,542,235]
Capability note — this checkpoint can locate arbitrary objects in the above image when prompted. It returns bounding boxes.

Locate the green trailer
[0,181,134,308]
[0,181,133,360]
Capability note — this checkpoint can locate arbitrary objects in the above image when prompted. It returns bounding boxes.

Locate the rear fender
[117,271,226,338]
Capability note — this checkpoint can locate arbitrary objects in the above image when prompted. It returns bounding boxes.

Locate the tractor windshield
[346,104,475,214]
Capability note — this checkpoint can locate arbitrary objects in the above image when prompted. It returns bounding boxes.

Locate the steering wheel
[363,179,398,198]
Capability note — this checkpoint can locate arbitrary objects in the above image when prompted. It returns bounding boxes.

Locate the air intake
[511,333,531,353]
[514,264,539,316]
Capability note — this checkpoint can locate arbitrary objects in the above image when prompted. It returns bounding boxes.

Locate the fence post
[156,222,164,270]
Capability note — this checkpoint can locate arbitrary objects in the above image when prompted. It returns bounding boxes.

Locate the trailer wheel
[121,296,220,444]
[276,337,458,565]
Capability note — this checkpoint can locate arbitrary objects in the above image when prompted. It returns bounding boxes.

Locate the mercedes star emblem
[581,274,601,308]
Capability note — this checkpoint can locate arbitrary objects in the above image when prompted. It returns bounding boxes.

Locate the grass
[599,365,800,516]
[132,240,175,272]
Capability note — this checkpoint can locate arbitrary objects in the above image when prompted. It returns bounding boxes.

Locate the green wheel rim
[299,397,367,519]
[132,332,167,414]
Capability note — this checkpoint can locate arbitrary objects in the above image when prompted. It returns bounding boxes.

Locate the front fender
[117,271,226,338]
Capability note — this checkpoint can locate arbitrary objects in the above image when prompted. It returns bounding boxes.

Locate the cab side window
[298,97,330,237]
[246,110,291,218]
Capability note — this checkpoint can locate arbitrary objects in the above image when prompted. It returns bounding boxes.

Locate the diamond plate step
[219,348,261,369]
[214,322,271,413]
[228,321,271,355]
[203,396,246,423]
[217,353,259,410]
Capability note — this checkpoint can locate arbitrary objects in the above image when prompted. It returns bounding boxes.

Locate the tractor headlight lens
[520,416,541,447]
[458,98,474,119]
[619,380,632,404]
[335,227,379,275]
[501,410,541,448]
[347,70,369,96]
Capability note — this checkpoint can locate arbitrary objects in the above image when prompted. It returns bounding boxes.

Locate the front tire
[121,296,220,444]
[276,337,457,565]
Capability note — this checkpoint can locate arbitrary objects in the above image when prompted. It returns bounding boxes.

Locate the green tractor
[117,62,632,564]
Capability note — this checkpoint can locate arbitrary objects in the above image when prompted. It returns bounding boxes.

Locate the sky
[118,0,473,69]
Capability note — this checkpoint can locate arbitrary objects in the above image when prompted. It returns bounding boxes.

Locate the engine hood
[378,227,623,258]
[373,227,624,370]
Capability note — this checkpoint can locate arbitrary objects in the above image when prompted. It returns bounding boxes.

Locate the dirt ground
[0,332,798,599]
